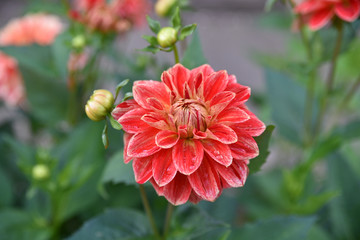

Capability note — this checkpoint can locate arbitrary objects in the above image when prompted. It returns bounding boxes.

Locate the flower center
[171,99,208,137]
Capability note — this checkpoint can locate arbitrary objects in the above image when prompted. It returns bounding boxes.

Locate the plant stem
[163,203,174,240]
[173,44,180,64]
[314,22,343,137]
[139,185,161,240]
[339,74,360,110]
[299,25,316,146]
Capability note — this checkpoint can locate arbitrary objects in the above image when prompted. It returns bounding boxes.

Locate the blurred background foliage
[0,0,360,239]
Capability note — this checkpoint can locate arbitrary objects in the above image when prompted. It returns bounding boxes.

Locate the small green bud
[85,89,114,121]
[32,164,50,181]
[157,27,177,48]
[155,0,176,17]
[72,35,86,49]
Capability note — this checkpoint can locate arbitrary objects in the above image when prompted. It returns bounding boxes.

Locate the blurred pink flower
[294,0,360,30]
[0,13,63,106]
[0,13,63,45]
[71,0,150,32]
[0,52,25,106]
[112,64,265,205]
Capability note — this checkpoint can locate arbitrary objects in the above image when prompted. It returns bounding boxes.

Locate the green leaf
[0,167,12,207]
[146,15,161,34]
[169,206,230,240]
[102,150,136,186]
[1,45,69,125]
[327,153,360,240]
[231,216,316,240]
[52,121,106,222]
[51,32,71,80]
[114,78,130,101]
[179,24,197,41]
[249,125,275,174]
[181,30,207,69]
[102,123,109,149]
[171,7,181,29]
[140,46,160,54]
[265,0,280,12]
[109,115,122,130]
[0,209,51,240]
[142,35,159,46]
[265,68,315,145]
[123,92,134,101]
[67,208,151,240]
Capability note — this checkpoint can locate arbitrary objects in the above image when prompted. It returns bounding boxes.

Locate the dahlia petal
[233,109,265,137]
[309,7,334,31]
[118,108,150,133]
[216,107,250,124]
[202,139,233,166]
[167,64,190,98]
[188,157,221,202]
[111,99,139,120]
[133,157,153,184]
[295,0,329,14]
[123,132,133,164]
[161,71,175,93]
[335,0,360,22]
[207,124,238,144]
[209,91,236,115]
[229,134,259,160]
[226,85,251,107]
[152,149,177,187]
[204,70,228,101]
[155,130,179,149]
[189,192,202,204]
[146,97,165,111]
[193,130,207,139]
[190,64,214,79]
[150,178,164,196]
[163,173,192,205]
[141,113,169,130]
[214,160,248,188]
[173,139,204,175]
[127,128,161,157]
[133,80,170,110]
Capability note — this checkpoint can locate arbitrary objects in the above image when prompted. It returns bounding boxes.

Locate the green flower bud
[155,0,176,17]
[157,27,177,48]
[72,35,86,49]
[85,89,114,121]
[32,164,50,181]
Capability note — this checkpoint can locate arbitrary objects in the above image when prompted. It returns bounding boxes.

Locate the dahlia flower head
[295,0,360,30]
[0,13,63,106]
[112,64,265,205]
[71,0,150,33]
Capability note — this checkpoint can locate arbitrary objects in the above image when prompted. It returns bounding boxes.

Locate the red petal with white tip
[133,157,153,184]
[188,157,221,202]
[309,7,334,31]
[133,80,170,110]
[335,0,360,21]
[152,149,177,187]
[127,128,161,158]
[163,173,192,205]
[207,124,238,144]
[155,130,179,148]
[172,139,204,175]
[214,160,248,188]
[217,107,250,124]
[229,134,259,160]
[118,108,149,133]
[202,139,233,166]
[204,71,228,101]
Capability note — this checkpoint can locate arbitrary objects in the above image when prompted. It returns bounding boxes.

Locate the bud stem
[173,44,180,64]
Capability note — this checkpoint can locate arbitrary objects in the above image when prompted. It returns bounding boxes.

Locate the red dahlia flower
[294,0,360,30]
[112,64,265,205]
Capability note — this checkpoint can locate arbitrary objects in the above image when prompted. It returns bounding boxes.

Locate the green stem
[339,74,360,110]
[162,203,174,240]
[173,44,180,64]
[314,22,343,137]
[299,26,316,146]
[139,185,161,240]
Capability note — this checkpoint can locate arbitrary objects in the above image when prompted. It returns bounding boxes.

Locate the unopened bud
[72,35,86,49]
[85,89,114,121]
[32,164,50,180]
[157,27,177,48]
[155,0,176,17]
